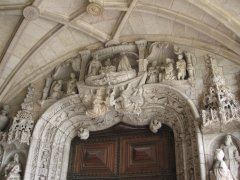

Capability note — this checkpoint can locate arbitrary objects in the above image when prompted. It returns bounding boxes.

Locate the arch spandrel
[24,84,205,180]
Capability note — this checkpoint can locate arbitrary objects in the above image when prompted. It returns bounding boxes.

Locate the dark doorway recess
[68,123,176,180]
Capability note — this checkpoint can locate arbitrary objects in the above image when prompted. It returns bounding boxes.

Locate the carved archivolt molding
[24,84,205,180]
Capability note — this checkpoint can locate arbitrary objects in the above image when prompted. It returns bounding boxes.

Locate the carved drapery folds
[201,56,240,131]
[8,84,35,145]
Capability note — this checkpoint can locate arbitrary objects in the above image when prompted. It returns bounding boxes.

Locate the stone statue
[66,73,78,95]
[4,153,21,180]
[86,88,108,118]
[146,61,159,84]
[185,52,195,81]
[78,128,90,140]
[211,149,235,180]
[118,52,132,71]
[0,105,9,131]
[149,119,162,133]
[88,55,102,76]
[176,54,187,80]
[41,75,53,100]
[100,58,116,74]
[50,80,63,99]
[220,135,240,179]
[162,58,176,80]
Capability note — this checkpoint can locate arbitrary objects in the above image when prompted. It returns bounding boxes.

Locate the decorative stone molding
[23,6,40,21]
[201,55,240,132]
[24,84,205,180]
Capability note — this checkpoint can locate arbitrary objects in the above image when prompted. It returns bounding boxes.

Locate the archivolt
[24,84,206,180]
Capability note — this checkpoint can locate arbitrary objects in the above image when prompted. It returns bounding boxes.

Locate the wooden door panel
[68,124,176,180]
[70,140,117,177]
[120,135,174,176]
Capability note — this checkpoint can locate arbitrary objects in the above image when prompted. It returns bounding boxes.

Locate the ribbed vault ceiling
[0,0,240,102]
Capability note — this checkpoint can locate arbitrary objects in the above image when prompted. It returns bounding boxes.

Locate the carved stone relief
[4,153,21,180]
[8,84,35,145]
[24,79,204,180]
[210,135,240,180]
[201,56,240,132]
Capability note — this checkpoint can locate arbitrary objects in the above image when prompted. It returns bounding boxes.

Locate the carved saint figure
[4,153,21,180]
[162,58,176,80]
[146,61,159,84]
[212,149,235,180]
[149,119,162,133]
[78,128,90,140]
[50,80,63,99]
[86,88,108,118]
[176,54,187,80]
[66,73,78,95]
[88,55,102,76]
[220,135,240,179]
[41,75,53,100]
[118,52,132,71]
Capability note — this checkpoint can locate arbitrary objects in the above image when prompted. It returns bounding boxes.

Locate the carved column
[79,50,91,82]
[135,40,148,75]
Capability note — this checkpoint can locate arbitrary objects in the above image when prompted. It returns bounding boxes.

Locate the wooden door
[68,124,176,180]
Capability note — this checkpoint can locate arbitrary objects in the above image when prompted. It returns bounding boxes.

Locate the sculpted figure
[66,73,78,95]
[100,58,116,74]
[220,135,240,179]
[0,105,9,131]
[149,119,162,133]
[4,153,21,180]
[50,80,63,99]
[212,149,235,180]
[185,52,195,81]
[86,88,108,118]
[88,55,102,76]
[78,128,90,140]
[176,54,187,80]
[146,61,159,84]
[41,75,53,100]
[162,58,176,80]
[118,52,132,72]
